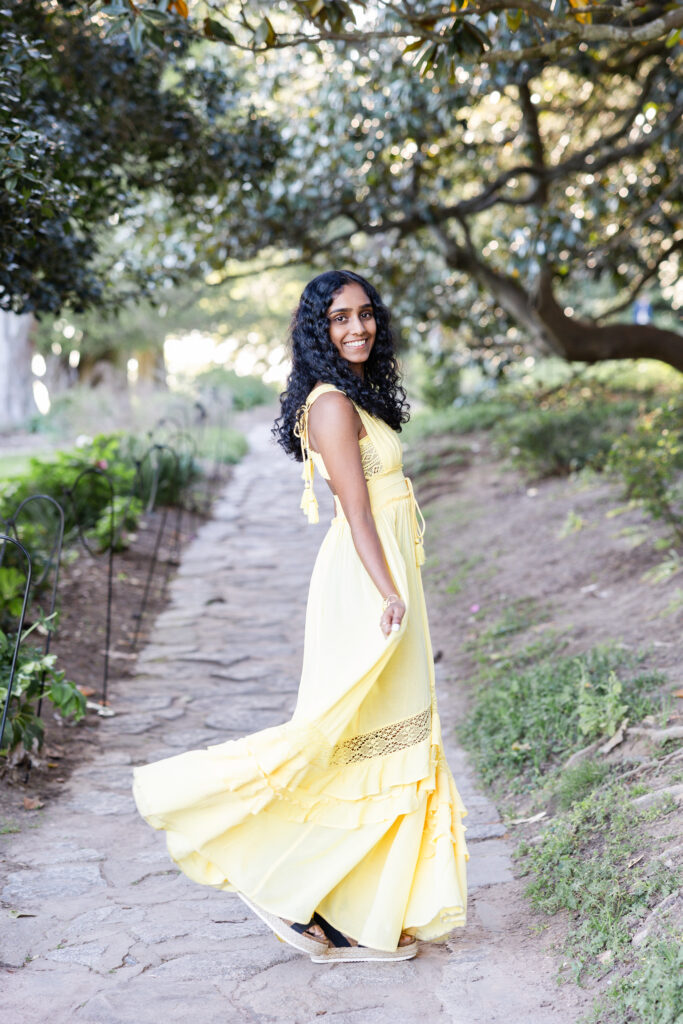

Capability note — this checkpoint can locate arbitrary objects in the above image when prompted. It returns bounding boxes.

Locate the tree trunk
[0,312,37,430]
[534,269,683,371]
[435,230,683,373]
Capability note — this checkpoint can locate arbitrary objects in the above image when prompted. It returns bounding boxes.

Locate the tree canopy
[0,0,280,314]
[2,0,682,376]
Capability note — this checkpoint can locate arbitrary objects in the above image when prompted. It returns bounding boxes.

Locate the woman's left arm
[308,391,405,636]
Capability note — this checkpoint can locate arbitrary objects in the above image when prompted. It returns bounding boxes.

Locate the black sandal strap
[312,912,352,947]
[291,918,315,935]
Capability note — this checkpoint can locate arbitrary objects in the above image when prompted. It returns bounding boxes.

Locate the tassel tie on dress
[294,408,319,524]
[405,476,426,567]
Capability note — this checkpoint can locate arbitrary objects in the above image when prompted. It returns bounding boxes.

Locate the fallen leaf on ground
[77,685,96,697]
[507,810,547,826]
[674,689,683,699]
[628,854,644,868]
[22,796,44,811]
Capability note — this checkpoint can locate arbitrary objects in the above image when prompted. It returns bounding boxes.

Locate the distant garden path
[1,417,590,1024]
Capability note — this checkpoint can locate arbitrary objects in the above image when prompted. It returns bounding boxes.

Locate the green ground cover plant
[458,642,664,792]
[517,785,682,1021]
[591,939,683,1024]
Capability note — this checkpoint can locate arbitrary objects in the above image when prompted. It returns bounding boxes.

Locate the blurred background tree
[1,0,681,431]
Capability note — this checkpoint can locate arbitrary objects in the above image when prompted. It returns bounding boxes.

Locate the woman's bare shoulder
[308,388,362,449]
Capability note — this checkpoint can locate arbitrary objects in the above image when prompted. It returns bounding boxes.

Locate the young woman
[132,270,468,963]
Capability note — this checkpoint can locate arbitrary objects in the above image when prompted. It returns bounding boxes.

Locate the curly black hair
[273,270,409,460]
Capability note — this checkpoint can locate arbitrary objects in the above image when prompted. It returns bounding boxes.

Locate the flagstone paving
[1,422,590,1024]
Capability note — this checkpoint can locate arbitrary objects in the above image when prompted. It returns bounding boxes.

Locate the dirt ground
[412,431,682,687]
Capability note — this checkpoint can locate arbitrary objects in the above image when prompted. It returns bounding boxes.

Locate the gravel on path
[1,423,590,1024]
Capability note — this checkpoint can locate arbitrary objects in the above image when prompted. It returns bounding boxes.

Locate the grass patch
[458,643,664,792]
[0,454,37,480]
[194,425,249,464]
[554,759,612,811]
[517,785,680,984]
[445,554,484,595]
[475,597,547,645]
[593,939,683,1024]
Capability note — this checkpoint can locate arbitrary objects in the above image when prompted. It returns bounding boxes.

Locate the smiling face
[326,282,376,378]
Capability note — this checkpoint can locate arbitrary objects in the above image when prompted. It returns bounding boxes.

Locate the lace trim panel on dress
[328,707,431,767]
[359,436,383,479]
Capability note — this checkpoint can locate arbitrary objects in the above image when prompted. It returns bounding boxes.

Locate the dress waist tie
[334,470,426,567]
[405,476,426,567]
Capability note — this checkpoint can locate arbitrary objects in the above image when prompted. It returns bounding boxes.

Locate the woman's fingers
[380,600,406,636]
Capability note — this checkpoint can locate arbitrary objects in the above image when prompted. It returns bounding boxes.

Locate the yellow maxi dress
[132,383,468,952]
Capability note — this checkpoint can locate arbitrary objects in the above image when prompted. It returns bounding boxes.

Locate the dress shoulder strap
[293,385,339,525]
[305,382,343,409]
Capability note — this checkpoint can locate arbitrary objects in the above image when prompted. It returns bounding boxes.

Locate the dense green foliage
[0,433,200,555]
[608,395,683,544]
[1,0,280,314]
[3,2,680,377]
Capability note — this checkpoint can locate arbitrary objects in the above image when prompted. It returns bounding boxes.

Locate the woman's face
[326,282,376,377]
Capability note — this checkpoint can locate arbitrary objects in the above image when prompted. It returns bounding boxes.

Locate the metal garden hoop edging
[0,534,32,755]
[64,467,115,707]
[130,442,181,651]
[1,494,66,717]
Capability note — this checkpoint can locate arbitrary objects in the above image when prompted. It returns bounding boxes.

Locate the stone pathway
[1,423,590,1024]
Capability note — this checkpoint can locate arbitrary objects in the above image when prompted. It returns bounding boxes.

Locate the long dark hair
[273,270,409,460]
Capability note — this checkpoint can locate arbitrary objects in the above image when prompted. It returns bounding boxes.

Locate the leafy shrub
[404,398,519,441]
[0,627,85,756]
[0,567,26,625]
[607,396,683,546]
[0,432,202,554]
[195,368,275,410]
[495,400,640,477]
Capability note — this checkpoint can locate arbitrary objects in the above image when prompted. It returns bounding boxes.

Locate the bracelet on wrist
[382,593,401,612]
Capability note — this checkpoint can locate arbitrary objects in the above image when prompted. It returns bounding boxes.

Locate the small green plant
[577,664,628,739]
[0,625,85,756]
[554,759,610,811]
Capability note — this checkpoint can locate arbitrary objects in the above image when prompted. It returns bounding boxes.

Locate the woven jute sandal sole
[310,941,418,963]
[237,893,328,955]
